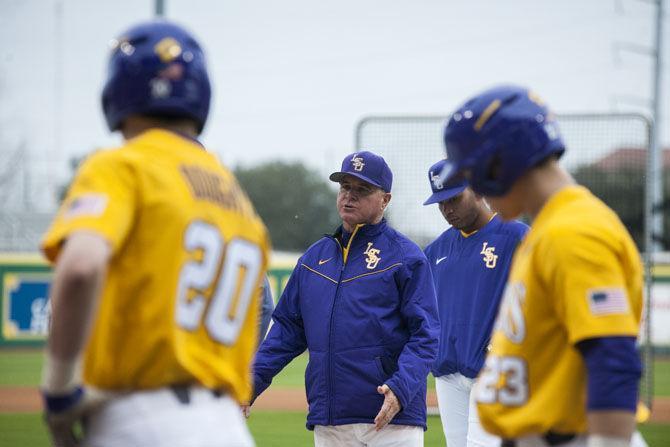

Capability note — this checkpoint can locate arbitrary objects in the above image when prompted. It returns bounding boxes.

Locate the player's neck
[522,160,575,219]
[120,116,200,140]
[462,208,494,234]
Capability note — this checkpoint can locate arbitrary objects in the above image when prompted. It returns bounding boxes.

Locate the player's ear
[382,192,392,209]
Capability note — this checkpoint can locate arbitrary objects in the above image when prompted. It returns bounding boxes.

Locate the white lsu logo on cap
[430,171,444,190]
[351,154,365,172]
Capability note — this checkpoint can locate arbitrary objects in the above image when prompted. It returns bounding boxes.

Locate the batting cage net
[355,113,655,408]
[0,213,53,252]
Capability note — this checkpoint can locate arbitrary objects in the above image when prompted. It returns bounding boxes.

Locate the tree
[58,155,87,202]
[234,161,340,252]
[572,165,670,251]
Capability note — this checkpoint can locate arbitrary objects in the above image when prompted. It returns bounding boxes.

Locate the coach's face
[438,188,482,232]
[337,176,391,232]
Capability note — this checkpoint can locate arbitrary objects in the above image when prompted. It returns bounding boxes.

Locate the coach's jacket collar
[331,218,388,240]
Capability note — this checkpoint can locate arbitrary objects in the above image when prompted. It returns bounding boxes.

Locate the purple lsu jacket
[252,219,439,430]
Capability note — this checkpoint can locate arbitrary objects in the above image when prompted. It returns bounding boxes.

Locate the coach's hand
[374,384,401,431]
[43,386,110,447]
[241,404,252,418]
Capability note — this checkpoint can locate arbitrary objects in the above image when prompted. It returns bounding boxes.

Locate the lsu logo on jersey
[481,242,498,269]
[364,242,381,269]
[351,154,365,172]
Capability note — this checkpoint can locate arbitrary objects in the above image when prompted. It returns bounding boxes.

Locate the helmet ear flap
[484,153,503,185]
[469,149,506,197]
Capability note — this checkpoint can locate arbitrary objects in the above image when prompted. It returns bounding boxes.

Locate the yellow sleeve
[41,150,137,262]
[545,229,639,344]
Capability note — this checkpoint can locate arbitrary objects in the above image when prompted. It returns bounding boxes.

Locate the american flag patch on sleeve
[587,287,629,316]
[63,194,108,219]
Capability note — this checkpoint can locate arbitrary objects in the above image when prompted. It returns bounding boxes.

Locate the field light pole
[642,0,665,411]
[649,0,665,251]
[155,0,165,17]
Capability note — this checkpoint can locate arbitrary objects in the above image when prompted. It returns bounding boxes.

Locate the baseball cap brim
[423,184,467,206]
[329,172,386,191]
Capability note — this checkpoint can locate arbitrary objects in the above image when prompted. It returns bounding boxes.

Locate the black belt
[502,432,577,447]
[170,385,225,404]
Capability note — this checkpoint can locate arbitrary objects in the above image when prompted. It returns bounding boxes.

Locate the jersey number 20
[176,220,262,345]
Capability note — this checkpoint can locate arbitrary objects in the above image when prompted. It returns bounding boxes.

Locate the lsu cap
[329,151,393,193]
[423,159,467,205]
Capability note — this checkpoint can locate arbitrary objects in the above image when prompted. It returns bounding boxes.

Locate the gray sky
[0,0,666,210]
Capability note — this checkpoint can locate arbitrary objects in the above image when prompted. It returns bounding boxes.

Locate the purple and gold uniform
[475,186,642,438]
[426,214,527,379]
[42,129,270,403]
[440,85,645,445]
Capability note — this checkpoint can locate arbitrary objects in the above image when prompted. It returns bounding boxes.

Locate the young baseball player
[423,159,528,447]
[259,276,275,343]
[440,85,645,447]
[40,20,269,447]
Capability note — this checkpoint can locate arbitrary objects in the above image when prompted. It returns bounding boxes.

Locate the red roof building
[593,147,670,171]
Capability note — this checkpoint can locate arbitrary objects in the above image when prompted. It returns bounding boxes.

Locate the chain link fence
[0,113,658,407]
[356,114,652,247]
[356,113,655,408]
[0,213,53,252]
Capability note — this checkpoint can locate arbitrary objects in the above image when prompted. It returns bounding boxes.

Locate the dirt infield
[2,386,670,423]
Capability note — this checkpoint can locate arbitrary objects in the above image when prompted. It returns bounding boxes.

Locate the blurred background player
[259,276,275,343]
[249,151,439,447]
[441,85,645,447]
[39,19,270,447]
[423,159,528,447]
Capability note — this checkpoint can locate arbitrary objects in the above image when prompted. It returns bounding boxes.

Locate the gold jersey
[42,129,270,403]
[475,185,642,438]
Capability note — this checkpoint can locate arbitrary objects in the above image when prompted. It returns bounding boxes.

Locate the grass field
[2,411,670,447]
[1,350,668,446]
[653,358,670,397]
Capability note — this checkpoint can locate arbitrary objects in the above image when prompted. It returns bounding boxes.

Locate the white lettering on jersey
[496,282,526,344]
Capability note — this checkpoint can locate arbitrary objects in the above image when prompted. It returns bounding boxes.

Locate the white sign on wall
[645,282,670,345]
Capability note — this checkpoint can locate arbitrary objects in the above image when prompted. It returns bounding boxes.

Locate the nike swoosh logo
[318,258,332,265]
[436,256,447,265]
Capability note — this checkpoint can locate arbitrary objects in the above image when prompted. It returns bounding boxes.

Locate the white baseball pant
[83,386,254,447]
[509,431,647,447]
[314,423,423,447]
[435,373,500,447]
